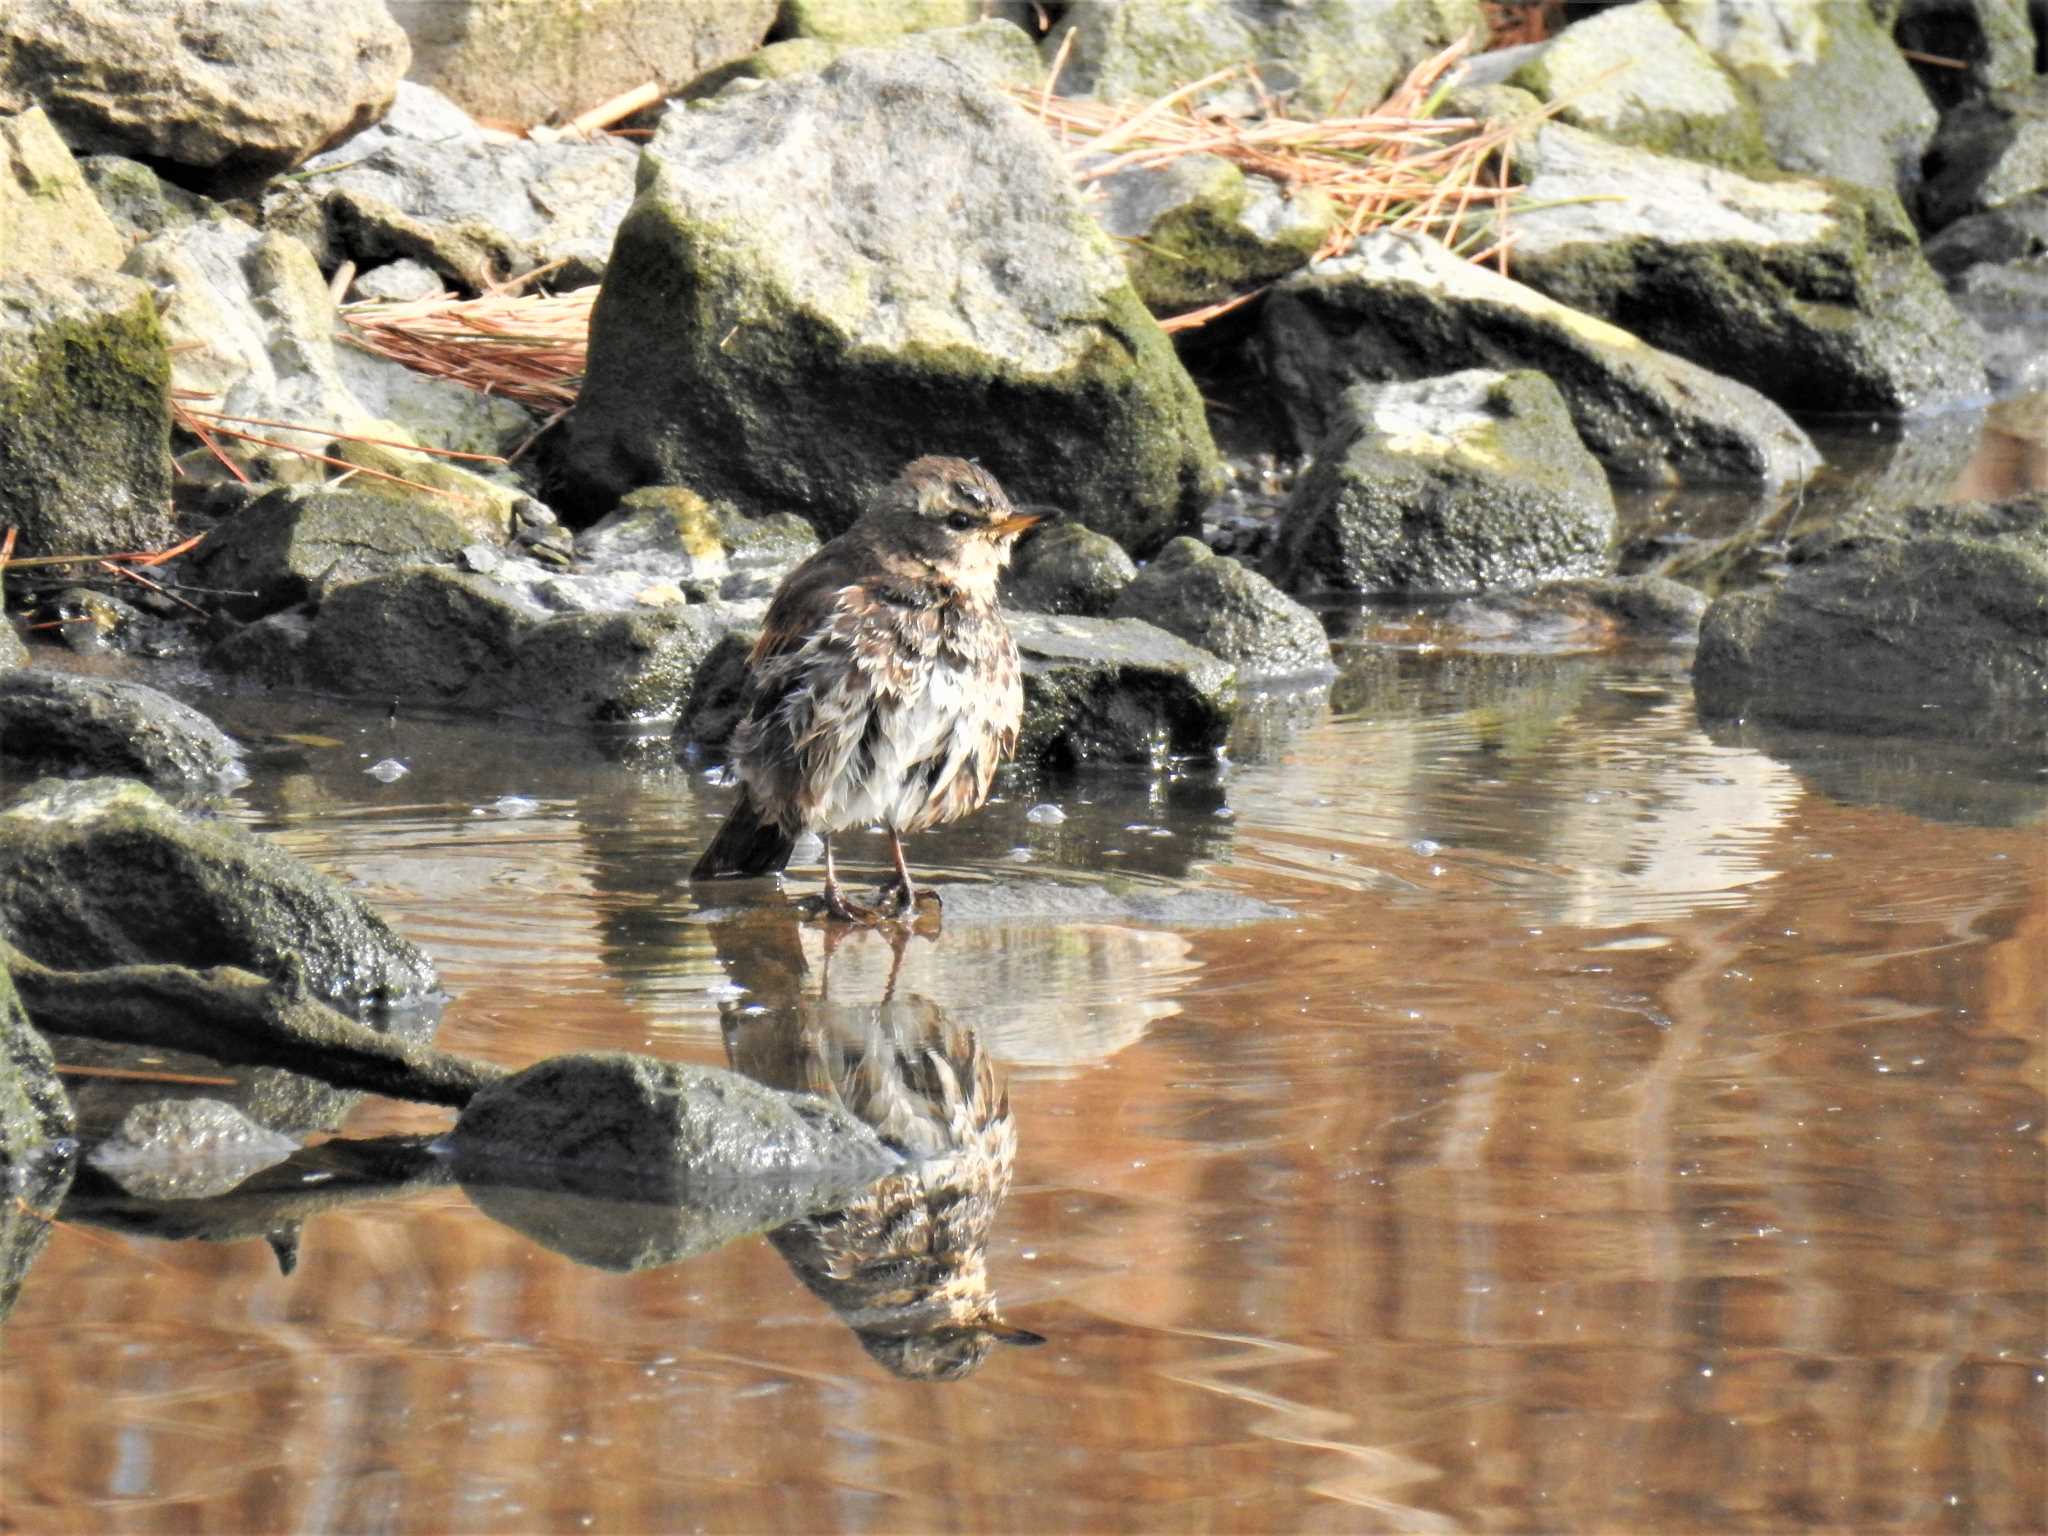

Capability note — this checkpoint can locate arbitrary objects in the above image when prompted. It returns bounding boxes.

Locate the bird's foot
[872,877,942,920]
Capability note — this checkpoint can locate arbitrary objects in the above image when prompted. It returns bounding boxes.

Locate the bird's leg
[819,834,874,924]
[875,827,923,915]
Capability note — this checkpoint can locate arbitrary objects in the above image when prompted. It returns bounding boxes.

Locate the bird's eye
[945,511,975,532]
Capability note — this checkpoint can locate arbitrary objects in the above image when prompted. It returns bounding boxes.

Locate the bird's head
[872,456,1044,593]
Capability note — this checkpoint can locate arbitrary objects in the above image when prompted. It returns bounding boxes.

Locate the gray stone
[1923,187,2048,275]
[1694,493,2048,744]
[0,776,438,1008]
[1112,537,1332,677]
[778,0,978,45]
[1046,0,1485,115]
[1920,79,2048,232]
[1671,0,1938,196]
[267,82,639,291]
[1094,154,1338,314]
[0,963,74,1325]
[1262,232,1822,488]
[1498,124,1988,414]
[387,0,775,126]
[1894,0,2040,110]
[576,487,822,601]
[75,154,208,243]
[304,567,527,703]
[208,609,315,689]
[0,672,244,787]
[554,52,1218,556]
[0,107,129,275]
[451,1052,898,1191]
[1003,521,1137,616]
[691,19,1042,95]
[484,605,727,725]
[193,485,482,619]
[0,0,410,180]
[1010,610,1237,765]
[0,272,174,559]
[1505,1,1772,171]
[347,258,443,303]
[86,1098,300,1201]
[1270,371,1617,598]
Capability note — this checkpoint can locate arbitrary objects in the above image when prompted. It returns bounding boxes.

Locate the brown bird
[691,456,1041,919]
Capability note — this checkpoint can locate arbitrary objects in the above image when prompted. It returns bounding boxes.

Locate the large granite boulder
[1045,0,1485,114]
[1695,493,2048,745]
[1269,372,1616,598]
[0,672,243,788]
[387,0,775,125]
[0,0,409,180]
[1262,232,1821,488]
[265,83,639,292]
[0,776,437,1008]
[1500,124,1987,414]
[0,272,174,558]
[553,51,1218,555]
[1111,538,1332,677]
[0,107,128,276]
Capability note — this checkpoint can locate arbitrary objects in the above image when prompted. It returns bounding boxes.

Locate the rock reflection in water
[713,903,1043,1380]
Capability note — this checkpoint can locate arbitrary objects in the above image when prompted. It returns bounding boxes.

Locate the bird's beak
[990,510,1046,538]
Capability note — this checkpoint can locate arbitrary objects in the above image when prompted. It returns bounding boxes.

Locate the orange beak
[990,511,1045,539]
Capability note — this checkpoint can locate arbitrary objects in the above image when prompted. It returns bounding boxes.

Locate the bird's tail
[692,785,797,881]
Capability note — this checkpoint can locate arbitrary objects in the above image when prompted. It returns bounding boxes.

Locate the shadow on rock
[713,899,1044,1381]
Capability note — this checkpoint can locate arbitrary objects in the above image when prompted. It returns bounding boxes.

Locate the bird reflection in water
[711,900,1045,1379]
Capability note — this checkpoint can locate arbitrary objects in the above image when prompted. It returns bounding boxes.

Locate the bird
[690,456,1042,920]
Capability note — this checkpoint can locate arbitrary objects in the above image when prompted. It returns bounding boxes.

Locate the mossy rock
[776,0,977,46]
[1096,155,1337,314]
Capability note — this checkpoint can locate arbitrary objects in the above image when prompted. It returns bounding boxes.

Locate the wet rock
[451,1052,898,1194]
[1671,0,1938,197]
[0,0,410,181]
[1919,79,2048,232]
[779,0,978,45]
[0,272,175,559]
[86,1098,299,1201]
[0,963,75,1325]
[698,19,1039,95]
[123,214,529,509]
[0,776,438,1008]
[1112,537,1332,677]
[933,881,1291,926]
[554,51,1218,556]
[1949,258,2048,392]
[1003,522,1137,617]
[1436,575,1709,650]
[485,605,728,725]
[1096,155,1338,314]
[1893,0,2040,110]
[1045,0,1484,115]
[208,609,314,688]
[0,107,128,275]
[1262,232,1821,489]
[194,485,482,620]
[1694,493,2048,744]
[1270,372,1616,598]
[387,0,775,126]
[1010,611,1237,765]
[675,631,757,752]
[0,615,24,673]
[266,82,638,292]
[575,487,822,602]
[1493,1,1771,172]
[0,672,244,788]
[1501,124,1987,414]
[303,567,525,702]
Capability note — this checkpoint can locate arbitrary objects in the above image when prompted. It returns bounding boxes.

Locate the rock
[208,609,314,689]
[451,1052,898,1192]
[553,51,1219,556]
[1112,537,1332,677]
[1003,521,1137,616]
[1694,493,2048,744]
[1269,371,1616,598]
[1923,187,2048,275]
[387,0,775,126]
[1046,0,1485,115]
[486,606,727,725]
[122,215,527,515]
[1010,611,1237,765]
[193,485,481,619]
[1094,154,1338,314]
[1919,79,2048,232]
[1949,258,2048,392]
[86,1098,299,1200]
[0,0,410,181]
[0,272,175,558]
[1262,232,1822,488]
[0,672,245,787]
[777,0,978,45]
[303,567,526,702]
[347,258,443,303]
[266,82,639,292]
[0,107,128,275]
[697,19,1040,95]
[1438,575,1710,650]
[0,616,24,673]
[1500,124,1988,414]
[1670,0,1938,197]
[0,963,75,1325]
[77,155,208,243]
[575,487,822,602]
[0,776,438,1007]
[1893,0,2040,110]
[1499,1,1771,171]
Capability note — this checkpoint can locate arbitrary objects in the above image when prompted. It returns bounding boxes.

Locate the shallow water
[5,639,2043,1535]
